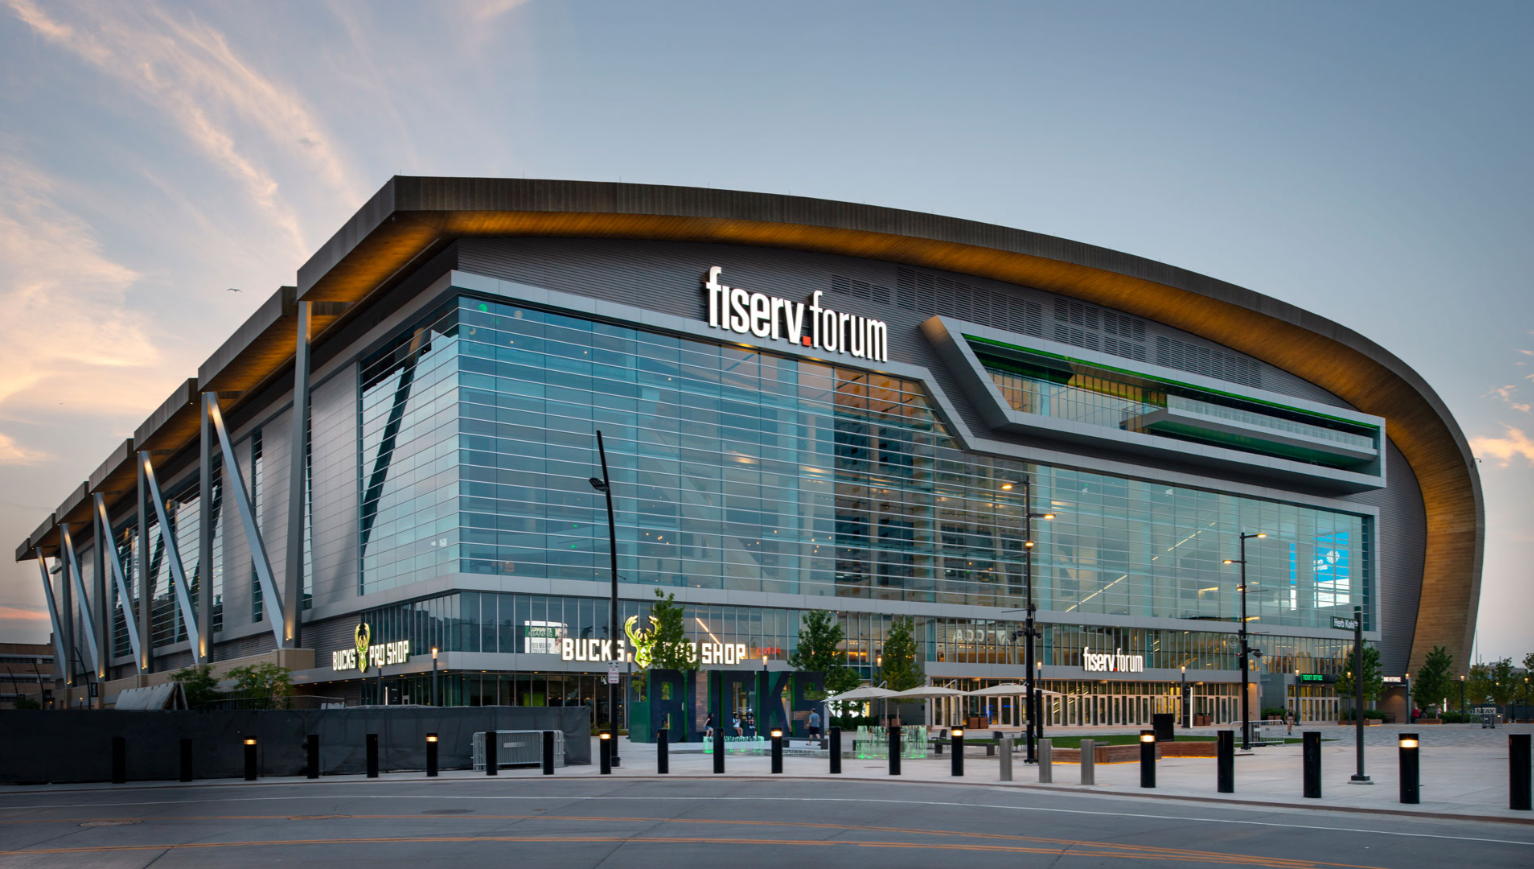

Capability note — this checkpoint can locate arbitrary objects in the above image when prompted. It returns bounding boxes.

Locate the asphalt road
[0,778,1530,868]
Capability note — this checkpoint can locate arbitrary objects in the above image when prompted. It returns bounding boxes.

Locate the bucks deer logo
[355,622,372,673]
[624,615,658,669]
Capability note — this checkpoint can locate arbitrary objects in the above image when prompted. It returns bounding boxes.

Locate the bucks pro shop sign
[332,622,411,673]
[704,267,889,362]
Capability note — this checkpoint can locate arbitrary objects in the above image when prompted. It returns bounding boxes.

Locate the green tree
[788,610,862,696]
[1413,646,1453,714]
[647,588,697,673]
[1523,653,1534,705]
[1466,662,1493,708]
[879,616,924,692]
[226,662,292,710]
[1486,657,1518,707]
[1335,644,1383,704]
[170,663,223,707]
[12,696,40,710]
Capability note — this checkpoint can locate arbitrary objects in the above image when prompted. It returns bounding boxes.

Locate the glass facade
[354,295,1372,632]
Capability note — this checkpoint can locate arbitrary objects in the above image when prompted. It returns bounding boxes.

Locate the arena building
[16,178,1481,727]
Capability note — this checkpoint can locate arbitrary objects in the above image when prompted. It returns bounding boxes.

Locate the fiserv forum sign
[704,267,889,362]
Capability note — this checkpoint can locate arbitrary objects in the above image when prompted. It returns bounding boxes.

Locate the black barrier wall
[0,706,590,784]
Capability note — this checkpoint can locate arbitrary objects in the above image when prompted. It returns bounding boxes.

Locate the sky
[0,1,1528,664]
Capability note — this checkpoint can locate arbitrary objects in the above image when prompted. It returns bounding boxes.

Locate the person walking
[808,708,822,742]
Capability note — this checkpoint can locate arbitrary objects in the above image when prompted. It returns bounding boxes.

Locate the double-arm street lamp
[1002,481,1053,764]
[1223,531,1265,751]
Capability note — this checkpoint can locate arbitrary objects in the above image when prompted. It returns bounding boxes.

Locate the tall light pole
[1003,480,1053,764]
[589,430,621,767]
[1224,531,1265,750]
[431,646,439,707]
[1180,665,1188,729]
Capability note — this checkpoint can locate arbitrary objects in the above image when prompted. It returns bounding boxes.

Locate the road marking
[0,813,1379,868]
[0,832,1394,866]
[2,789,1530,848]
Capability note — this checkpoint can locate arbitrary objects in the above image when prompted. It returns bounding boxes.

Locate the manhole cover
[80,820,140,827]
[422,808,474,815]
[288,815,350,821]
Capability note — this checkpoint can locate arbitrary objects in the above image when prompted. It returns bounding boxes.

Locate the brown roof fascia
[133,378,199,455]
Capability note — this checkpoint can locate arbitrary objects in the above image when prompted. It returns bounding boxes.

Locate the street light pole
[590,431,621,767]
[1224,531,1265,751]
[1181,665,1188,729]
[1005,481,1054,764]
[432,646,439,707]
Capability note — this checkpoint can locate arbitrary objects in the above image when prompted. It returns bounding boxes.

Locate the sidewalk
[4,723,1527,824]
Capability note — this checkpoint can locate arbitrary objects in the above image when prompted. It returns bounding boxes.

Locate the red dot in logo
[802,337,812,346]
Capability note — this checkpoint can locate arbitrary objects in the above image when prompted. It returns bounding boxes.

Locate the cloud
[0,433,46,466]
[1470,426,1534,467]
[1519,349,1534,357]
[468,0,534,24]
[1485,385,1531,414]
[0,154,165,418]
[3,0,367,258]
[0,605,47,622]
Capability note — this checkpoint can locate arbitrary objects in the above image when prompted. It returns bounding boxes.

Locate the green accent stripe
[963,334,1378,433]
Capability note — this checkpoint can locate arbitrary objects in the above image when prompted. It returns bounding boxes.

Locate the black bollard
[366,733,379,779]
[951,728,965,777]
[1216,730,1234,793]
[485,731,498,776]
[713,727,725,774]
[243,738,257,781]
[771,729,784,774]
[111,736,126,784]
[179,738,193,783]
[656,728,669,775]
[306,734,319,780]
[829,726,842,774]
[1398,734,1419,805]
[1303,731,1321,799]
[1139,730,1156,788]
[888,726,902,776]
[426,733,439,778]
[542,730,556,776]
[1511,733,1531,811]
[599,731,612,774]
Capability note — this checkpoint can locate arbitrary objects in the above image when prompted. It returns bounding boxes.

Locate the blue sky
[0,1,1528,663]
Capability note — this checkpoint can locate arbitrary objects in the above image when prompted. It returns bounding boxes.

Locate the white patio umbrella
[966,683,1062,696]
[829,686,900,701]
[886,685,971,700]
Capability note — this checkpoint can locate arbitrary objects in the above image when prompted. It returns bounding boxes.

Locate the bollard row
[90,726,1534,810]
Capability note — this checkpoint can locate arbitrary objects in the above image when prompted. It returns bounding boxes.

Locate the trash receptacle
[1152,713,1176,743]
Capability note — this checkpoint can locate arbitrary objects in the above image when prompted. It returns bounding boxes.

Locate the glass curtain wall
[358,294,1373,632]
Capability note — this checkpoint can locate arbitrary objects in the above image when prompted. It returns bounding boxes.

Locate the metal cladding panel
[1343,437,1427,676]
[455,237,1349,407]
[309,366,361,609]
[260,405,294,600]
[218,434,254,637]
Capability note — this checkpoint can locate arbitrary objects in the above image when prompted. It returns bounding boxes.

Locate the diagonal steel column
[136,458,152,672]
[58,524,101,678]
[140,452,203,663]
[198,393,215,661]
[36,557,69,687]
[93,511,107,681]
[206,394,286,645]
[283,301,310,648]
[95,493,144,672]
